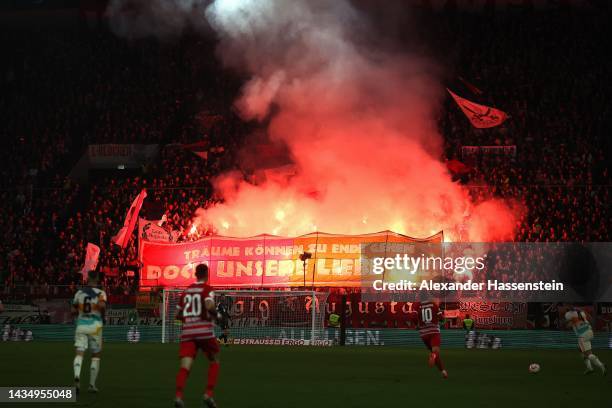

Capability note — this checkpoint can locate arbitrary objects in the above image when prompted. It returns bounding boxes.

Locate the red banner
[139,231,443,288]
[595,304,612,331]
[458,301,527,329]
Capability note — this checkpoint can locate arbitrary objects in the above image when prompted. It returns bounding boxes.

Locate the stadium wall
[5,325,611,349]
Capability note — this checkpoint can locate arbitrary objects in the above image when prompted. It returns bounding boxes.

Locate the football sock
[588,354,604,369]
[175,367,190,399]
[90,358,100,387]
[435,354,445,372]
[205,362,220,397]
[73,355,83,379]
[428,352,437,367]
[584,357,593,370]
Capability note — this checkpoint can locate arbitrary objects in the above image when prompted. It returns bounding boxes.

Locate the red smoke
[194,0,518,242]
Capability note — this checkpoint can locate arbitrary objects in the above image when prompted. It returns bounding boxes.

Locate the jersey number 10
[421,307,433,323]
[183,294,202,317]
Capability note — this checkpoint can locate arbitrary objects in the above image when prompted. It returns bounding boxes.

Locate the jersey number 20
[183,294,202,317]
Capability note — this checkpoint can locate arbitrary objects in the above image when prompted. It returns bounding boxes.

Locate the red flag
[447,88,508,128]
[446,159,472,175]
[80,243,101,282]
[113,189,147,248]
[183,140,209,160]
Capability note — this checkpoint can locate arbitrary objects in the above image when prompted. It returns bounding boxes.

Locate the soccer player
[174,264,220,408]
[216,296,231,346]
[72,271,107,394]
[415,300,448,379]
[564,306,606,375]
[2,324,9,342]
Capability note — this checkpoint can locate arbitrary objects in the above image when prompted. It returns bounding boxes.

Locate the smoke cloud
[109,0,519,241]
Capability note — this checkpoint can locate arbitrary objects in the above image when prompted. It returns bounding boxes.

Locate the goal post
[161,289,167,344]
[161,288,184,344]
[161,289,330,345]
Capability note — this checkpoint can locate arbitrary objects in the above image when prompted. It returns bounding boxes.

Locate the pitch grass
[0,343,609,408]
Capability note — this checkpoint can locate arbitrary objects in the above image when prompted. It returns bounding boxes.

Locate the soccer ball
[528,363,540,373]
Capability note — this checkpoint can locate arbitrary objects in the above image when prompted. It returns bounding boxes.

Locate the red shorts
[420,332,441,350]
[179,338,220,359]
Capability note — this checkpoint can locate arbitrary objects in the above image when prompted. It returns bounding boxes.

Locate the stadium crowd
[0,7,609,300]
[438,10,610,243]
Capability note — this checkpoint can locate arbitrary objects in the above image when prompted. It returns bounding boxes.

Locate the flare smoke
[110,0,518,241]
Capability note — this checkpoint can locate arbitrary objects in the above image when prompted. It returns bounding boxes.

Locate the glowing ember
[274,209,286,222]
[187,223,200,239]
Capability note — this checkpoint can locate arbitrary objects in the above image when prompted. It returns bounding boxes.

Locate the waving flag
[183,140,209,160]
[113,189,147,248]
[80,243,100,282]
[447,88,508,128]
[446,159,472,175]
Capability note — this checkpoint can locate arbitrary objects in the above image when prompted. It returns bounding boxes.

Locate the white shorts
[74,323,103,353]
[578,330,594,352]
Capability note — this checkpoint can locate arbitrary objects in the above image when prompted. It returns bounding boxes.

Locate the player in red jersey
[415,300,448,379]
[174,264,220,408]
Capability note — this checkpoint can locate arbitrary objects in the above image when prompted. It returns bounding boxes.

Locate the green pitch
[0,343,609,407]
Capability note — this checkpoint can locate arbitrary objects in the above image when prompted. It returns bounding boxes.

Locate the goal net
[161,289,330,345]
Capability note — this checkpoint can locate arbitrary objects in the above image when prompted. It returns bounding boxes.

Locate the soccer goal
[161,289,330,345]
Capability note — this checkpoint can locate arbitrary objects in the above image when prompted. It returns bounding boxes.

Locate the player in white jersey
[565,306,606,375]
[72,271,107,394]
